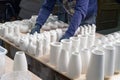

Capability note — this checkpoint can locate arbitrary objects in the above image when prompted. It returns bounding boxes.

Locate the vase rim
[114,42,120,46]
[70,37,80,40]
[16,51,25,55]
[103,45,114,50]
[72,52,80,56]
[51,42,62,46]
[61,39,71,43]
[92,50,104,55]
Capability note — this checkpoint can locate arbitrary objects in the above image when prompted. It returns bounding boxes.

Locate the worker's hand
[59,33,71,42]
[30,24,41,34]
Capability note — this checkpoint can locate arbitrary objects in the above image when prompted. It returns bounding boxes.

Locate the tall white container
[0,46,7,77]
[36,39,43,57]
[103,45,115,77]
[86,50,104,80]
[70,37,80,53]
[50,42,62,66]
[81,49,90,74]
[61,39,72,55]
[57,49,69,72]
[13,51,28,71]
[114,42,120,72]
[87,34,95,48]
[78,35,88,51]
[67,52,82,79]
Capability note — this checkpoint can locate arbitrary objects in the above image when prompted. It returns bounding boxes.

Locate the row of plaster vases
[0,22,64,56]
[86,32,120,80]
[49,31,120,79]
[49,23,97,79]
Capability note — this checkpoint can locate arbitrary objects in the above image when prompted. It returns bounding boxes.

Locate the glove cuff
[35,23,42,28]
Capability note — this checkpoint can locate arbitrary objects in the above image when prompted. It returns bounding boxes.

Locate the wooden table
[2,33,120,80]
[5,56,42,80]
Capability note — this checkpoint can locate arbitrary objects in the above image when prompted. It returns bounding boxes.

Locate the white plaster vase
[86,50,104,80]
[50,42,62,66]
[70,37,80,53]
[88,25,92,34]
[78,35,88,51]
[67,52,82,79]
[103,45,115,77]
[106,35,115,45]
[61,39,72,55]
[0,46,7,77]
[42,24,51,30]
[84,25,89,35]
[95,39,102,46]
[43,31,51,55]
[13,36,21,47]
[57,49,69,72]
[2,27,7,37]
[43,38,50,55]
[54,21,64,28]
[13,51,28,71]
[20,24,29,33]
[87,34,95,48]
[56,29,63,41]
[1,71,31,80]
[3,27,9,39]
[81,49,90,74]
[50,30,57,42]
[47,22,57,29]
[13,26,21,46]
[19,37,29,51]
[27,37,36,55]
[80,26,84,35]
[59,21,65,28]
[36,39,43,57]
[7,26,14,42]
[113,32,120,39]
[107,34,115,41]
[14,26,20,36]
[0,27,4,37]
[100,36,109,44]
[114,42,120,72]
[91,24,96,35]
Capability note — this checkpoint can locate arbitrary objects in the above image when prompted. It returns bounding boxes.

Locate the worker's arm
[30,0,56,34]
[64,0,89,38]
[36,0,57,26]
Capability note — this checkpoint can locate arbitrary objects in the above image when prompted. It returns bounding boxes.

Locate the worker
[30,0,97,40]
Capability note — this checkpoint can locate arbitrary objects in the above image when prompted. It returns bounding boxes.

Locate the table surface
[1,33,120,80]
[5,56,42,80]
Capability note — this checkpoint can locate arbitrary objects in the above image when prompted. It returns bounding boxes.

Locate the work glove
[30,24,41,34]
[59,33,71,42]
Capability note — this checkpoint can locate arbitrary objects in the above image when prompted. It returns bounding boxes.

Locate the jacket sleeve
[66,0,89,36]
[36,0,56,26]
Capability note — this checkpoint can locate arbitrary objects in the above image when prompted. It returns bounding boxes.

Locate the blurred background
[0,0,120,34]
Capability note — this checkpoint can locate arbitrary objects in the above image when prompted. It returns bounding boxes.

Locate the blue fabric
[36,0,97,37]
[36,0,57,26]
[30,24,41,34]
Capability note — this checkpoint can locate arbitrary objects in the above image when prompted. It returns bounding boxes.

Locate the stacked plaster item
[49,24,97,79]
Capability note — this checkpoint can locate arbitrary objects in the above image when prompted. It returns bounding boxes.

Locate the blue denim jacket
[36,0,97,37]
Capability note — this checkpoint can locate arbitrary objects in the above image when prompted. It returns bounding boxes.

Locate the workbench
[1,33,120,80]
